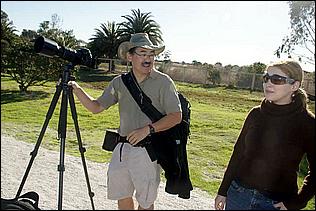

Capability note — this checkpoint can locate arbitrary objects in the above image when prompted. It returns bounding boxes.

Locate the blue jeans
[225,180,280,210]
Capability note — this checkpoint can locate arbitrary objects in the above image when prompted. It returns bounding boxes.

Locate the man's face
[128,47,155,75]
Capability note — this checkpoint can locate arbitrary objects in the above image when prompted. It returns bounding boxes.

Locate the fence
[96,58,129,72]
[156,62,315,98]
[95,59,315,98]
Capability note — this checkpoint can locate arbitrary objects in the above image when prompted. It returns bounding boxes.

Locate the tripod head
[34,36,96,68]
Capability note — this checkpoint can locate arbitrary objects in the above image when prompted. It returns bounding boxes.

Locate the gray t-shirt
[97,69,181,136]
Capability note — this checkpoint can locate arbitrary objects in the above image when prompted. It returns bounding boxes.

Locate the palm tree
[88,21,122,71]
[21,29,38,41]
[1,10,18,71]
[1,10,18,45]
[119,8,163,45]
[60,30,83,49]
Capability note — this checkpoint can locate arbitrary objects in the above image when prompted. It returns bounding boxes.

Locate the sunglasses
[262,73,295,85]
[134,51,155,59]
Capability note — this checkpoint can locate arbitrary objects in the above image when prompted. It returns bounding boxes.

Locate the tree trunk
[19,84,28,92]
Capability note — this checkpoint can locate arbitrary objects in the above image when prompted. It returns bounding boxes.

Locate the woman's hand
[274,202,287,210]
[214,194,226,210]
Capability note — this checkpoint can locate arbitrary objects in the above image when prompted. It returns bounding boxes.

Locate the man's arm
[151,111,182,132]
[68,81,104,114]
[127,111,182,145]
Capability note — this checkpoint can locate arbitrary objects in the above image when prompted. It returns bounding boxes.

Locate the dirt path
[1,135,214,210]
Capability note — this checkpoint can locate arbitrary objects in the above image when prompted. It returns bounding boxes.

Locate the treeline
[1,9,164,92]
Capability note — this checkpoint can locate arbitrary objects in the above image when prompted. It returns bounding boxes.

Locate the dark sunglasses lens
[270,75,286,85]
[263,74,286,85]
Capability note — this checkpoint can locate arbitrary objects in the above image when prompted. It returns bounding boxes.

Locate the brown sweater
[218,96,315,210]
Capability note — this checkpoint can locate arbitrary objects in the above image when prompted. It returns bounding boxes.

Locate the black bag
[102,129,119,151]
[1,191,41,210]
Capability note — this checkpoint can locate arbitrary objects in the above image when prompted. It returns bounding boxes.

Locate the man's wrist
[148,124,155,135]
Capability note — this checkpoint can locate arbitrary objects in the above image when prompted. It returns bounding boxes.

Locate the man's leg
[138,203,154,210]
[118,197,134,210]
[129,148,160,210]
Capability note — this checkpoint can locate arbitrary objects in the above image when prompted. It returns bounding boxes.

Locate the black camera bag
[102,129,119,151]
[1,191,41,210]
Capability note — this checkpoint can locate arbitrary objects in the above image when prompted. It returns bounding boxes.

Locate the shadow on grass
[1,89,49,104]
[75,68,118,82]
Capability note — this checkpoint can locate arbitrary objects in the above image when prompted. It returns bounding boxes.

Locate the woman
[215,60,315,210]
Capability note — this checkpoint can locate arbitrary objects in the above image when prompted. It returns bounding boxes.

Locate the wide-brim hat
[118,33,165,61]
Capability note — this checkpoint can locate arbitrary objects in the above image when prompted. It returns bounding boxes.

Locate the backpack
[1,191,41,210]
[176,92,191,142]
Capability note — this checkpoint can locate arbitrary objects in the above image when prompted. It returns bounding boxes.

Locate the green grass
[1,73,314,209]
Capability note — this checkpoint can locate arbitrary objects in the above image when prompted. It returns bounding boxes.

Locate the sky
[1,1,314,72]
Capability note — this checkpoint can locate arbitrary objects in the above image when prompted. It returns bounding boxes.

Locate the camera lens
[34,36,95,68]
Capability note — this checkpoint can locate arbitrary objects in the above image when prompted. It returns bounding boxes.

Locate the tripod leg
[16,84,63,198]
[68,87,95,210]
[56,84,69,210]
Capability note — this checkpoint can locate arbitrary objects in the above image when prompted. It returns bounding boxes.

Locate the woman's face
[263,66,299,105]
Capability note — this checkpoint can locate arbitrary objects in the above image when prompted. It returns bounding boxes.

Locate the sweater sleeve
[217,109,255,196]
[284,112,315,210]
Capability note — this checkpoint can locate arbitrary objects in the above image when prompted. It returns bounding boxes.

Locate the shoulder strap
[121,72,164,122]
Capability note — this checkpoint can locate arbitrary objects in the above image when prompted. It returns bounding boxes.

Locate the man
[68,33,182,210]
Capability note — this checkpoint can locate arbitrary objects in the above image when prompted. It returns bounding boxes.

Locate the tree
[224,64,234,72]
[207,64,221,85]
[21,29,38,40]
[1,10,18,71]
[60,30,85,48]
[276,1,315,66]
[5,37,62,92]
[192,60,202,66]
[1,10,18,45]
[3,12,83,92]
[158,49,171,62]
[36,14,82,49]
[34,14,86,76]
[88,21,122,71]
[119,9,163,45]
[249,62,266,74]
[214,62,223,68]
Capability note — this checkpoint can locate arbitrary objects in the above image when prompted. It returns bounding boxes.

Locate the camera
[34,36,95,68]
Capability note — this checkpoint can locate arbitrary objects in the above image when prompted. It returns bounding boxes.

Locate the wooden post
[250,73,256,93]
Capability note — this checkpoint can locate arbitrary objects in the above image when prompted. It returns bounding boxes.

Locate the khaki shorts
[107,143,161,209]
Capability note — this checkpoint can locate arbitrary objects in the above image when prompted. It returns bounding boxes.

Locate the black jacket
[150,126,193,199]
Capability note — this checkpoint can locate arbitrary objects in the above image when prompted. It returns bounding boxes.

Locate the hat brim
[118,41,165,61]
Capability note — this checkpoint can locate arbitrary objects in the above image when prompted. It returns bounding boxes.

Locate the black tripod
[15,63,95,210]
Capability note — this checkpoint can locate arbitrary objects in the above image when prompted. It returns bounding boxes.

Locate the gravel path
[1,135,214,210]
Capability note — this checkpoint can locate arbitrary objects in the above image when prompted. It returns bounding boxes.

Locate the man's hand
[68,81,80,90]
[127,125,150,145]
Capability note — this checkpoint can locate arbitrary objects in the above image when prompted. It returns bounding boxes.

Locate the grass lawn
[1,71,314,209]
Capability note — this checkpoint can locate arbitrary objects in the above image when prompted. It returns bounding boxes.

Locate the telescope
[34,36,95,68]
